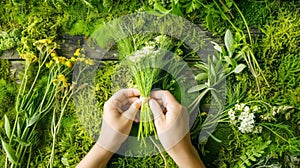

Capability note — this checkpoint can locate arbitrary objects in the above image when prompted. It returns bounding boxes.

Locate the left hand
[96,88,141,152]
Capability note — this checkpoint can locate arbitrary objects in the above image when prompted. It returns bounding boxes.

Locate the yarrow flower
[238,110,255,133]
[229,103,257,134]
[129,45,159,62]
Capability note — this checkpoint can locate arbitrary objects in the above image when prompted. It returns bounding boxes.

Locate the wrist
[166,135,205,168]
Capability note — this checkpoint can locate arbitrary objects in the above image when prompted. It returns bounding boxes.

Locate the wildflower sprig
[228,103,261,134]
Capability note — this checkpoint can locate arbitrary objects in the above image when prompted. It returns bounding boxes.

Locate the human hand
[96,88,141,152]
[149,90,205,168]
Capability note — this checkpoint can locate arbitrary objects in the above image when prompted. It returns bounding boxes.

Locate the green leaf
[1,140,17,164]
[210,64,216,79]
[154,2,171,14]
[225,29,234,57]
[224,56,233,65]
[27,113,41,127]
[233,64,246,73]
[195,73,208,81]
[211,41,222,53]
[61,157,69,166]
[17,120,21,137]
[188,84,207,93]
[206,13,213,30]
[4,115,11,138]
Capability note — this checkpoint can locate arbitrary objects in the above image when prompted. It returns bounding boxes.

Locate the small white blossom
[244,106,250,112]
[238,111,255,133]
[234,104,241,110]
[129,46,158,62]
[228,109,236,124]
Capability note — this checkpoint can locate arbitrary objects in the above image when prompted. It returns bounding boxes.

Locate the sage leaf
[195,73,208,81]
[225,29,234,57]
[188,84,207,93]
[1,140,17,164]
[211,41,222,53]
[4,115,11,138]
[233,64,247,73]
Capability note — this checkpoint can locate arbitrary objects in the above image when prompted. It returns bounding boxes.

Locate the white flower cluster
[228,103,259,134]
[129,45,159,62]
[238,109,255,133]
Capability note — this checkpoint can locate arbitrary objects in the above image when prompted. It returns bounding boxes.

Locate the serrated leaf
[188,84,207,93]
[1,140,17,164]
[195,73,208,81]
[233,64,246,73]
[4,115,11,138]
[225,29,234,57]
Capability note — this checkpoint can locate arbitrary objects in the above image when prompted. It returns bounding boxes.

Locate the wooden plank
[0,28,262,61]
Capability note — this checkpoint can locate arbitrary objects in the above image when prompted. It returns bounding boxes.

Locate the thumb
[122,99,141,120]
[149,99,165,122]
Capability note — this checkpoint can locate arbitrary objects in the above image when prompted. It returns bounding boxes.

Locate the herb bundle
[128,45,163,144]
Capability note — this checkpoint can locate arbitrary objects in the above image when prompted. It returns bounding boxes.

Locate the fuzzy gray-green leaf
[27,113,41,127]
[233,64,246,73]
[188,84,207,93]
[195,73,208,81]
[225,29,234,57]
[4,115,11,138]
[1,140,17,164]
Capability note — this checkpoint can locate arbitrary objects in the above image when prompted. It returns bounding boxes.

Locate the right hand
[149,90,205,168]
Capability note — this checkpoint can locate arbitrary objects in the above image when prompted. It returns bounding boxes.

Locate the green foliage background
[0,0,300,167]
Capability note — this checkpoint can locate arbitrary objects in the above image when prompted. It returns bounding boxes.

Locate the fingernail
[136,99,142,105]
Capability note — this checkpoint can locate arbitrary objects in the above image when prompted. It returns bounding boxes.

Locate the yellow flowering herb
[46,60,54,68]
[51,51,58,57]
[65,61,73,68]
[57,74,68,88]
[74,48,81,57]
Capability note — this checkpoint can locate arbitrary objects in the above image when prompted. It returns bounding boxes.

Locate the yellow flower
[74,48,81,57]
[52,79,58,85]
[70,57,77,62]
[20,53,37,63]
[201,112,207,116]
[58,56,67,64]
[51,51,58,57]
[65,61,73,68]
[85,58,95,65]
[57,74,68,88]
[57,74,66,81]
[37,39,52,44]
[46,60,54,68]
